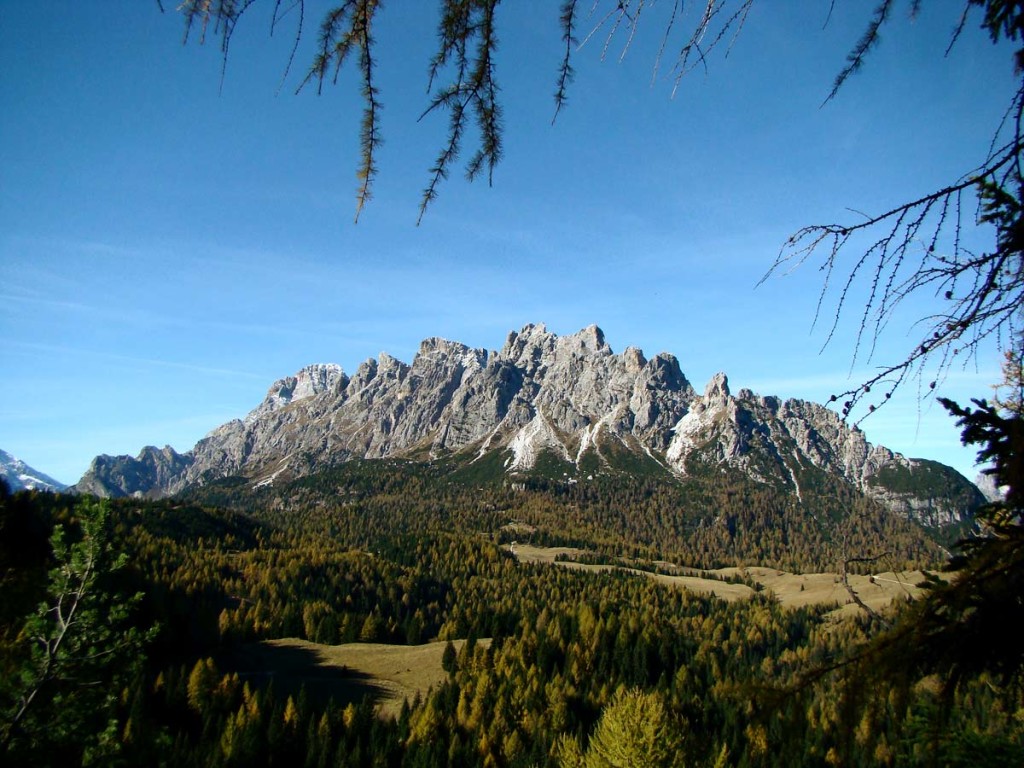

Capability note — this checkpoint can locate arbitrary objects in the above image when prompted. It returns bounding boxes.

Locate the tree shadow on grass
[224,641,392,710]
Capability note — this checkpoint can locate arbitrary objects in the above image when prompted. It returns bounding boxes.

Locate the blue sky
[0,2,1015,484]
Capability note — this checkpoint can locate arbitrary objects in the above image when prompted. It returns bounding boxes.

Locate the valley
[2,453,1020,766]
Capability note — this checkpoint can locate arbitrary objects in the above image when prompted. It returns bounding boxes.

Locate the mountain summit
[1,448,67,492]
[72,324,983,527]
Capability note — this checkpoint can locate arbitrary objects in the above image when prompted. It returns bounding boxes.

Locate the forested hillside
[181,458,947,574]
[2,456,1021,766]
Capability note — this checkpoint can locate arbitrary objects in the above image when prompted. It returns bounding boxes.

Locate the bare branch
[825,0,895,104]
[946,1,975,56]
[171,1,765,219]
[354,4,382,222]
[763,90,1024,421]
[671,1,754,98]
[553,0,581,123]
[293,1,382,221]
[271,0,306,95]
[418,0,502,223]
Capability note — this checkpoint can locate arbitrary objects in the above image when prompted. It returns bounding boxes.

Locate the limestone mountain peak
[71,324,984,529]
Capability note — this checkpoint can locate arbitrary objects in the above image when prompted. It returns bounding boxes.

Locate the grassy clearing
[719,566,928,615]
[229,638,487,718]
[507,544,928,611]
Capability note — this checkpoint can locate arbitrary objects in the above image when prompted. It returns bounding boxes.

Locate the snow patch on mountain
[1,448,67,492]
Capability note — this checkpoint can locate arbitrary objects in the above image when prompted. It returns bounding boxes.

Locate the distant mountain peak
[0,448,66,492]
[245,363,346,425]
[704,372,730,400]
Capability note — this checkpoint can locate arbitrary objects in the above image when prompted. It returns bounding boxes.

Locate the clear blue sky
[0,2,1014,484]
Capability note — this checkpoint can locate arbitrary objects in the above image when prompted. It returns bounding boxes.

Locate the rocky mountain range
[72,323,984,528]
[1,448,67,492]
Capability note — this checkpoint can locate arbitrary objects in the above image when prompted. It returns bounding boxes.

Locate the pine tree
[574,687,685,768]
[0,497,149,764]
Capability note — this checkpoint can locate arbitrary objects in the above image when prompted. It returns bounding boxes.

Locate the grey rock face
[72,324,983,526]
[974,471,1004,503]
[71,445,192,499]
[664,382,984,525]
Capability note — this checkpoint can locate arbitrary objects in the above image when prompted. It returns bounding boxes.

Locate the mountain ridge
[1,448,67,492]
[71,323,984,528]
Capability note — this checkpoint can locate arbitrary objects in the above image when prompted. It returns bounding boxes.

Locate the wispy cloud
[2,233,142,259]
[0,291,163,326]
[0,340,268,380]
[0,288,330,340]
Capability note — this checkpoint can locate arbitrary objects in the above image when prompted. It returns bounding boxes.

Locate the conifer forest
[3,392,1023,767]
